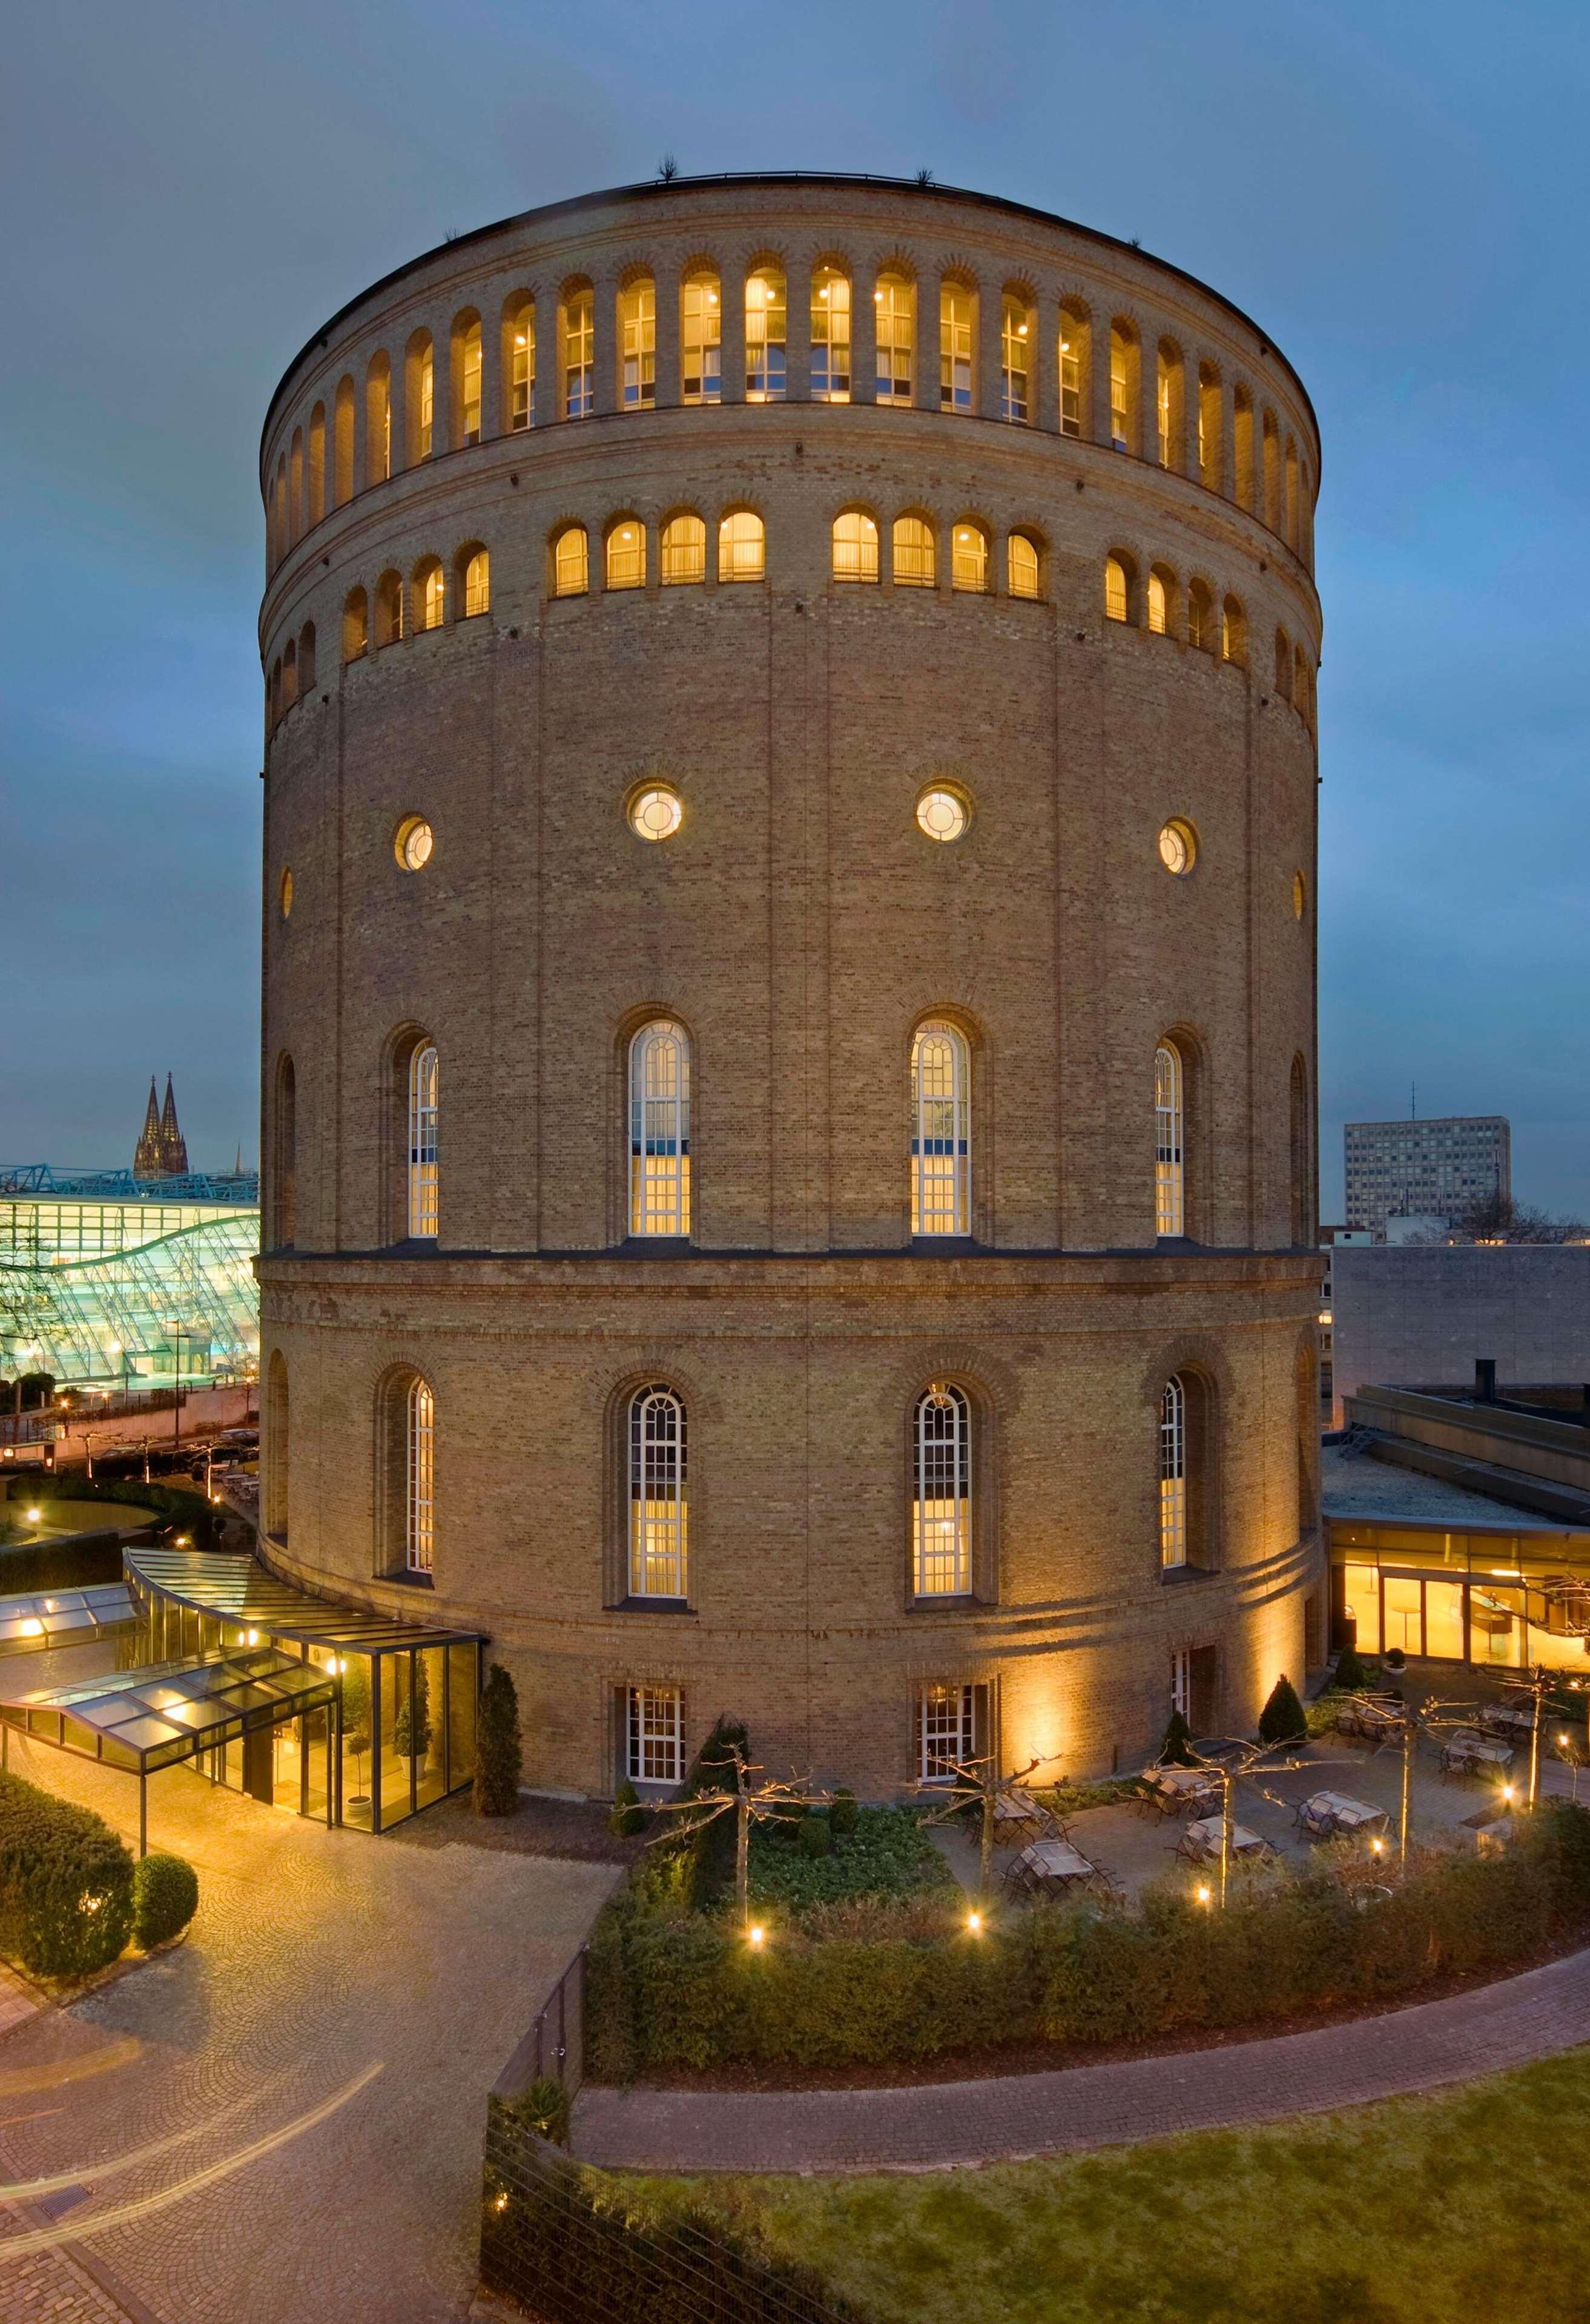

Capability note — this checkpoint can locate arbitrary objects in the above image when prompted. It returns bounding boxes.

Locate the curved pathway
[572,1944,1590,2173]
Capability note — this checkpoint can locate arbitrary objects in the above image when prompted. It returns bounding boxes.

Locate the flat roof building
[1344,1116,1509,1239]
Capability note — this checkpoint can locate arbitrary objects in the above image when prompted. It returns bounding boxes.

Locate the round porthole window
[915,785,971,843]
[1292,869,1307,921]
[394,815,434,872]
[1158,818,1198,876]
[628,785,683,842]
[279,867,294,919]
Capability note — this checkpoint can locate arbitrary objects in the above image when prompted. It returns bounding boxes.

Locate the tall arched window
[1007,532,1040,600]
[375,568,404,646]
[1233,387,1255,510]
[718,510,765,581]
[1059,304,1087,436]
[914,1383,971,1596]
[745,267,786,401]
[1262,410,1281,530]
[620,277,656,409]
[1160,1375,1187,1569]
[1147,568,1170,635]
[265,1351,289,1542]
[628,1384,687,1598]
[407,331,434,464]
[1000,292,1031,422]
[456,314,483,445]
[553,525,589,597]
[1221,594,1246,665]
[940,284,974,412]
[506,297,535,430]
[606,518,646,591]
[297,622,317,693]
[874,272,914,403]
[308,404,326,525]
[892,515,935,587]
[1285,437,1300,548]
[1198,363,1221,489]
[272,1055,296,1249]
[1104,555,1130,624]
[832,510,878,582]
[334,375,355,505]
[1187,578,1213,653]
[1290,1054,1311,1246]
[629,1021,691,1237]
[951,522,988,594]
[1155,1041,1184,1237]
[1156,342,1182,469]
[811,266,850,400]
[462,548,490,617]
[681,269,721,403]
[289,427,303,544]
[343,587,368,662]
[563,286,595,418]
[661,513,706,584]
[911,1021,970,1236]
[408,1043,438,1239]
[1109,324,1136,451]
[417,558,444,631]
[282,636,298,709]
[406,1377,435,1573]
[1275,626,1293,702]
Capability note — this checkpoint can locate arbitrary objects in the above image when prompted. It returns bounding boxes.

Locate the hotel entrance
[1334,1521,1590,1673]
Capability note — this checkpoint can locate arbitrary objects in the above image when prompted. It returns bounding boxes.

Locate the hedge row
[588,1801,1590,2075]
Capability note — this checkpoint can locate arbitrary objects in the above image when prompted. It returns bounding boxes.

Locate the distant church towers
[133,1075,190,1179]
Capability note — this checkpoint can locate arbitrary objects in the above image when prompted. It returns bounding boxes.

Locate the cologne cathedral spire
[134,1076,190,1178]
[158,1075,189,1175]
[134,1078,164,1177]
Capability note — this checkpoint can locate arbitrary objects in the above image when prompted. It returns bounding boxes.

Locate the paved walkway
[0,1734,619,2323]
[572,1943,1590,2173]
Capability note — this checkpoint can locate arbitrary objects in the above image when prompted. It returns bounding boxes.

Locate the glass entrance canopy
[0,1582,135,1656]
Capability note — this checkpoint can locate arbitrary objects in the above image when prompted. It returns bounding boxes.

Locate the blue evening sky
[1,0,1585,1216]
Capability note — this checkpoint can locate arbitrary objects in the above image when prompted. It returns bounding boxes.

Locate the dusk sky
[2,0,1584,1216]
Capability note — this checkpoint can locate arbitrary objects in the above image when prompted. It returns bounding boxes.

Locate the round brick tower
[257,174,1324,1799]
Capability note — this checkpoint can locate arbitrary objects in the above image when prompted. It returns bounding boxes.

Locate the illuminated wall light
[747,1923,765,1948]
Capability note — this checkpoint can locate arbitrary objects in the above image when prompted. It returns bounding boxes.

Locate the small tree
[473,1662,523,1817]
[393,1654,432,1761]
[608,1777,645,1838]
[1258,1673,1307,1745]
[1334,1641,1368,1691]
[1160,1708,1195,1766]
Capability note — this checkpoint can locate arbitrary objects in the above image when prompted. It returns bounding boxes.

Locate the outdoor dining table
[1176,1816,1272,1864]
[1479,1702,1536,1740]
[1336,1696,1404,1743]
[1006,1838,1105,1897]
[992,1785,1057,1843]
[1296,1789,1389,1840]
[1442,1729,1516,1778]
[1140,1764,1221,1815]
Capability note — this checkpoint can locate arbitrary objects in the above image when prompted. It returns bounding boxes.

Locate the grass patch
[633,2047,1590,2322]
[745,1808,958,1914]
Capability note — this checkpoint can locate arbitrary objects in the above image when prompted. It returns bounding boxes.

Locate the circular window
[628,786,683,843]
[394,816,434,872]
[916,785,971,843]
[279,867,293,920]
[1292,869,1307,921]
[1158,819,1197,877]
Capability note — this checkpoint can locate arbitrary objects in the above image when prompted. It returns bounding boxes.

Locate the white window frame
[1160,1375,1187,1570]
[1000,296,1029,423]
[626,1684,683,1785]
[629,1021,691,1237]
[628,1384,687,1599]
[913,1383,971,1597]
[681,273,721,404]
[917,1679,975,1782]
[745,269,786,402]
[407,1044,438,1239]
[1155,1042,1184,1238]
[406,1376,435,1574]
[1170,1646,1190,1717]
[1060,324,1081,437]
[940,286,972,412]
[875,275,913,404]
[509,309,535,430]
[564,290,594,419]
[810,268,851,401]
[911,1021,970,1235]
[461,323,482,444]
[621,279,656,409]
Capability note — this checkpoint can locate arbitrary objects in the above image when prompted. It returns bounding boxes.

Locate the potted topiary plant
[473,1662,523,1816]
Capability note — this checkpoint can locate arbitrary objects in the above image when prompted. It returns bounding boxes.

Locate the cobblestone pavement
[0,1737,619,2322]
[573,1944,1590,2173]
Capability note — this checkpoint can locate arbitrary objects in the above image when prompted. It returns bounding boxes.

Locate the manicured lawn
[634,2047,1590,2323]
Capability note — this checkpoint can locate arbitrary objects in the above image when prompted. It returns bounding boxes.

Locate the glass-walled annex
[1330,1520,1590,1673]
[127,1547,481,1831]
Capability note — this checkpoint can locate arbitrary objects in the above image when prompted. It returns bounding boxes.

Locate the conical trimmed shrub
[473,1662,523,1817]
[1258,1673,1307,1745]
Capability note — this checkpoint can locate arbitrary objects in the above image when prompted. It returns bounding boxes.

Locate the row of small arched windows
[1104,554,1316,728]
[267,266,1315,573]
[271,548,491,723]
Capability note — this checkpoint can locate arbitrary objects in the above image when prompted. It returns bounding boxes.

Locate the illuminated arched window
[811,266,851,401]
[1187,578,1213,653]
[1008,532,1040,600]
[408,1044,438,1239]
[1109,324,1136,451]
[1160,1376,1187,1569]
[914,1384,971,1596]
[892,515,935,587]
[681,269,721,404]
[1262,410,1281,530]
[745,267,786,401]
[630,1020,691,1237]
[940,283,974,412]
[1198,364,1221,489]
[553,525,589,597]
[1156,341,1182,469]
[417,559,444,631]
[564,286,595,419]
[951,522,988,594]
[606,518,646,591]
[718,510,764,582]
[289,427,303,544]
[1147,572,1167,635]
[506,297,535,430]
[629,1384,687,1598]
[620,277,656,409]
[1221,594,1246,664]
[456,314,483,445]
[1234,386,1256,510]
[1104,555,1130,624]
[1000,292,1031,423]
[375,569,404,646]
[334,375,355,505]
[1155,1041,1184,1238]
[366,353,391,485]
[661,513,706,585]
[407,331,434,463]
[406,1377,435,1574]
[911,1021,970,1236]
[832,510,878,582]
[874,272,914,404]
[462,548,490,618]
[1059,303,1087,438]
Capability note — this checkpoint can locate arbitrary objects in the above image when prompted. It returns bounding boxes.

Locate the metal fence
[493,1945,587,2104]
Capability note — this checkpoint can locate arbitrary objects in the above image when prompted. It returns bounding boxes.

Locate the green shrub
[504,2075,570,2147]
[1160,1709,1195,1765]
[473,1663,523,1816]
[608,1777,646,1839]
[745,1806,956,1913]
[830,1786,859,1838]
[131,1852,197,1950]
[1335,1641,1368,1691]
[797,1811,831,1858]
[1258,1674,1307,1745]
[0,1770,134,1978]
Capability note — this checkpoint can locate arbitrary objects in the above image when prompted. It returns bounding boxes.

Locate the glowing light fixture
[967,1911,983,1935]
[25,1507,42,1524]
[628,785,683,843]
[747,1923,765,1948]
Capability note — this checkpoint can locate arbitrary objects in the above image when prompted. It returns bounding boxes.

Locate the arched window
[308,404,326,525]
[940,283,974,412]
[681,269,721,403]
[606,518,646,591]
[718,510,765,582]
[1109,324,1136,451]
[832,510,878,582]
[553,525,589,597]
[630,1021,691,1237]
[892,515,935,587]
[1233,386,1255,511]
[1285,437,1300,548]
[408,1043,438,1239]
[298,621,317,693]
[911,1020,970,1236]
[874,272,914,403]
[661,513,706,585]
[1000,292,1031,423]
[619,277,656,409]
[745,267,786,401]
[1290,1055,1311,1247]
[1161,1371,1214,1570]
[505,297,535,430]
[1221,594,1246,665]
[1294,645,1310,722]
[289,427,303,544]
[282,636,298,709]
[1275,626,1292,701]
[1155,1041,1184,1237]
[951,522,988,594]
[375,568,404,646]
[914,1383,971,1596]
[628,1384,687,1598]
[1059,303,1087,437]
[272,458,286,568]
[1147,568,1173,636]
[416,558,444,631]
[1007,532,1040,600]
[811,266,850,401]
[1156,342,1182,469]
[1198,364,1221,490]
[272,1055,296,1248]
[1262,410,1281,530]
[1104,554,1131,624]
[1187,578,1213,653]
[563,285,595,418]
[455,314,483,446]
[406,331,434,464]
[343,587,368,662]
[406,1377,435,1574]
[462,548,490,618]
[1160,1375,1187,1569]
[265,1351,289,1542]
[269,657,282,730]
